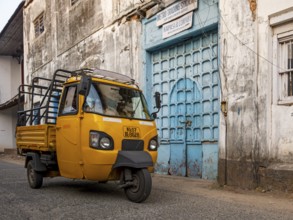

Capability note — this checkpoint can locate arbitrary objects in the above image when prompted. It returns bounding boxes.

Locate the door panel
[56,116,83,179]
[170,143,185,176]
[152,31,219,179]
[187,145,202,177]
[56,85,83,179]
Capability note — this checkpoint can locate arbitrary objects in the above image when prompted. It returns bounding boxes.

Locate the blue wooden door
[151,31,219,179]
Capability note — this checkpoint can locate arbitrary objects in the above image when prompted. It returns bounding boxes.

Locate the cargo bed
[16,124,56,152]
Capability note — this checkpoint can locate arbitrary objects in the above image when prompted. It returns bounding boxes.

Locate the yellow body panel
[80,111,158,180]
[16,124,56,152]
[56,114,83,179]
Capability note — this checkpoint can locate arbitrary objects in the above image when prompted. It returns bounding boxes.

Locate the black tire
[124,169,152,203]
[27,160,43,189]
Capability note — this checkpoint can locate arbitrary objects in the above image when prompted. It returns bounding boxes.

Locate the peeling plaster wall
[219,0,293,188]
[219,0,258,188]
[23,0,153,89]
[24,0,52,77]
[22,0,158,116]
[55,0,103,57]
[256,1,293,164]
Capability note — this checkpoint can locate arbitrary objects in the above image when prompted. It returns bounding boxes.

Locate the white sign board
[162,12,193,39]
[156,0,198,26]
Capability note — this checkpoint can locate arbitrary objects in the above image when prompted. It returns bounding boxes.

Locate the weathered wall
[24,0,52,78]
[257,2,293,164]
[219,0,293,189]
[23,0,154,87]
[219,0,258,188]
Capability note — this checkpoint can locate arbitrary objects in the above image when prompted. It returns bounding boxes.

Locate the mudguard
[113,151,153,169]
[25,152,47,172]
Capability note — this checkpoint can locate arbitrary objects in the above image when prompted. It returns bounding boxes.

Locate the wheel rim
[129,174,140,193]
[28,166,35,184]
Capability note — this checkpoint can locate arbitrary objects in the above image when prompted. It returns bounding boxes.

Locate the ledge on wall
[259,163,293,192]
[0,94,23,111]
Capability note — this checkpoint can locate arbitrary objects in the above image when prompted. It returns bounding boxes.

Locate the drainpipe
[225,117,228,185]
[21,57,24,86]
[222,36,228,185]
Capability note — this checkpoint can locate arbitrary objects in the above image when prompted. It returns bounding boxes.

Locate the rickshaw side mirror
[78,75,91,96]
[151,92,161,119]
[151,112,157,119]
[155,92,161,110]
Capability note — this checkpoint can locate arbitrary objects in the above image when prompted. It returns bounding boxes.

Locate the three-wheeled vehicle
[16,68,161,203]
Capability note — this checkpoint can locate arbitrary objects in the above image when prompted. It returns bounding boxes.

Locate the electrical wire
[194,2,288,99]
[219,12,285,72]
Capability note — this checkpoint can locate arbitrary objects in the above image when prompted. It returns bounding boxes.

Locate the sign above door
[156,0,198,27]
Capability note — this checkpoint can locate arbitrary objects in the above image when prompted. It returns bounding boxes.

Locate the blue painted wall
[143,1,219,51]
[142,0,220,179]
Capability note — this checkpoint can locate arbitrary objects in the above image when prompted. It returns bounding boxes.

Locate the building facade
[142,0,220,179]
[23,0,293,190]
[23,0,220,180]
[219,0,293,190]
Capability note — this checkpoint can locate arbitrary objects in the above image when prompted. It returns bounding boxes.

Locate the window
[279,36,293,97]
[270,8,293,104]
[71,0,79,6]
[275,30,293,104]
[34,12,44,38]
[84,82,151,120]
[59,86,78,115]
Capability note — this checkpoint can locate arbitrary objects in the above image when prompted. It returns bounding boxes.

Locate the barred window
[279,37,293,97]
[270,8,293,105]
[71,0,79,6]
[34,12,44,38]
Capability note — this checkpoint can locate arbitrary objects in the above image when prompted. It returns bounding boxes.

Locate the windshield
[84,82,152,120]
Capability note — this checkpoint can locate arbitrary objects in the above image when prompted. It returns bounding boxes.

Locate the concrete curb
[2,148,17,155]
[259,164,293,193]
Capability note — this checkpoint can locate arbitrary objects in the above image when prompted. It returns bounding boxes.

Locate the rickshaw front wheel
[124,168,152,203]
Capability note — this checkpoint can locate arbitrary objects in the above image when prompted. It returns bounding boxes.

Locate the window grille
[279,38,293,97]
[34,12,44,38]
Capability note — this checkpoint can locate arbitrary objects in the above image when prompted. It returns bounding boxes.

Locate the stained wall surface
[218,0,293,188]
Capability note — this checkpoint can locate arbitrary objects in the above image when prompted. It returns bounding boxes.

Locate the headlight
[90,132,99,148]
[90,131,113,150]
[148,137,159,151]
[100,137,111,149]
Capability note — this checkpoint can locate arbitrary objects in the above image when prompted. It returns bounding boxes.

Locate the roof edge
[0,1,25,39]
[0,94,24,111]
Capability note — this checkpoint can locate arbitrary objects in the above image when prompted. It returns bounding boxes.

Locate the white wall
[257,1,293,163]
[219,0,257,159]
[0,57,12,102]
[11,58,22,97]
[219,0,293,164]
[0,56,21,149]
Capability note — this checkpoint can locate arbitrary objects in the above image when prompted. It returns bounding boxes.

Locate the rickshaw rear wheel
[124,168,152,203]
[27,160,43,189]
